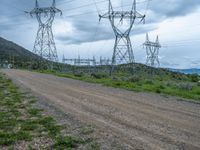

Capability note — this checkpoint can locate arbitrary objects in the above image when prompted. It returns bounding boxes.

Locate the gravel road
[2,69,200,150]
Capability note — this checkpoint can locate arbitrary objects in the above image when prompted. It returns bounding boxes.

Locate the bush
[156,89,161,93]
[145,80,154,85]
[190,74,199,82]
[159,85,165,89]
[91,73,108,79]
[171,73,182,80]
[128,76,141,83]
[73,72,84,77]
[112,77,120,81]
[179,83,193,91]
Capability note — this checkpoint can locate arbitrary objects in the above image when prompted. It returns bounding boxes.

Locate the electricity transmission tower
[99,0,146,74]
[28,0,62,62]
[143,33,161,67]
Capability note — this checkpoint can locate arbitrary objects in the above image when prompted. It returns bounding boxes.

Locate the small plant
[53,136,83,149]
[81,125,94,135]
[88,141,100,150]
[27,108,43,116]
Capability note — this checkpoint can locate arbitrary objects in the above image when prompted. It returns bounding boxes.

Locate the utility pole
[99,0,145,74]
[28,0,62,62]
[143,33,161,67]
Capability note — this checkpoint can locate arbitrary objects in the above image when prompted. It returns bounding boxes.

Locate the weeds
[0,72,90,149]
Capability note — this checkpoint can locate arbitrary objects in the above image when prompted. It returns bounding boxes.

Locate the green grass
[37,69,200,102]
[53,136,84,150]
[0,72,89,149]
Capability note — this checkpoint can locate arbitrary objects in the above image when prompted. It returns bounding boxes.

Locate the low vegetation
[0,72,97,149]
[38,64,200,102]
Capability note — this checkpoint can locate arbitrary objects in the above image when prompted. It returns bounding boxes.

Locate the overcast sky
[0,0,200,69]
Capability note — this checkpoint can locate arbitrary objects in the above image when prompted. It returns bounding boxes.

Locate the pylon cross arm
[31,8,61,15]
[100,11,145,19]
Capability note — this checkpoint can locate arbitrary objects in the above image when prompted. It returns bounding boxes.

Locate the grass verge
[0,72,92,149]
[37,70,200,102]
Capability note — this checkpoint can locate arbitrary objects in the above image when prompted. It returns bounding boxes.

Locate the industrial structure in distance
[62,55,111,66]
[143,33,161,67]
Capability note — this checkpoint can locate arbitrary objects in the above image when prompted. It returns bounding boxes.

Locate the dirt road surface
[2,69,200,150]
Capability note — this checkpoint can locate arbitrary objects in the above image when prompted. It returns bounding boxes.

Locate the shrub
[159,85,165,89]
[171,73,182,80]
[156,89,161,93]
[128,76,141,83]
[190,74,199,82]
[179,83,193,91]
[145,80,154,85]
[73,72,84,77]
[91,73,108,79]
[112,77,120,81]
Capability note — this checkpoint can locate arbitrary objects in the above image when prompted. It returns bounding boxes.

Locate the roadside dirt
[2,69,200,150]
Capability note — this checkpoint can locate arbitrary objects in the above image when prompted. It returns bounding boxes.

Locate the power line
[61,0,150,13]
[163,39,200,44]
[61,0,108,12]
[57,0,77,5]
[63,0,150,18]
[144,0,150,15]
[0,0,149,21]
[92,0,101,15]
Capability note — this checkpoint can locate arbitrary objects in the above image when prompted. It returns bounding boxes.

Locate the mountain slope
[0,37,46,69]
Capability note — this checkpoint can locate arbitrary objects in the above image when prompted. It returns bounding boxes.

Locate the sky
[0,0,200,69]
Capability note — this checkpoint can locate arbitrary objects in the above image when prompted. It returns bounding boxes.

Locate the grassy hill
[0,37,40,69]
[0,37,65,70]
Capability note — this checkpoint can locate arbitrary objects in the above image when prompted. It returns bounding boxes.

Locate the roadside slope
[2,69,200,150]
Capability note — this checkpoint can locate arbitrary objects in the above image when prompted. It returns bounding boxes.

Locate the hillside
[0,37,47,69]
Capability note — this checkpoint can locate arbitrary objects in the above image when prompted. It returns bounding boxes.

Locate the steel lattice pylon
[99,0,146,73]
[28,0,62,62]
[143,33,161,67]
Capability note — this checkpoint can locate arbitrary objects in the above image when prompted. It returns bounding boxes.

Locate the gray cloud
[150,0,200,18]
[55,0,200,44]
[1,0,200,45]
